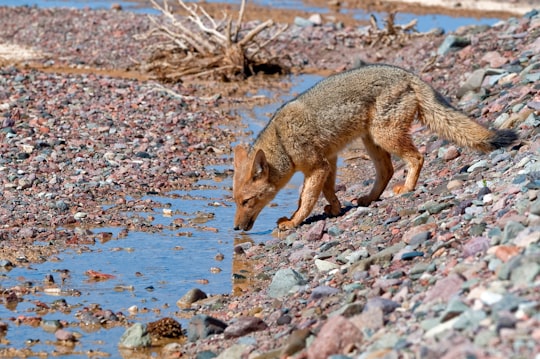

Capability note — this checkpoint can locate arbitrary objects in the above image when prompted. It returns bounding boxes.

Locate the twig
[234,0,247,42]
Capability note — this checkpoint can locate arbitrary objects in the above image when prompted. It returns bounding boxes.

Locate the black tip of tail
[490,129,518,149]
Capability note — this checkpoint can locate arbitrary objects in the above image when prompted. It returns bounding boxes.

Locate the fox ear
[233,145,248,170]
[251,149,269,180]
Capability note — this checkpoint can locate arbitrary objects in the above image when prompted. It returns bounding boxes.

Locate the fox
[232,64,517,231]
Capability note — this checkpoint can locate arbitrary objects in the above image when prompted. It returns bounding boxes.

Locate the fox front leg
[277,166,328,230]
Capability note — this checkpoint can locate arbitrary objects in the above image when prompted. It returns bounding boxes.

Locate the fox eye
[242,198,251,207]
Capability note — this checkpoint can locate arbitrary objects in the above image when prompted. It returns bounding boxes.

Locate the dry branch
[140,0,289,81]
[362,12,420,47]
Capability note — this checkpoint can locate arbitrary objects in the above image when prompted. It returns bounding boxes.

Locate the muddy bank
[0,2,539,359]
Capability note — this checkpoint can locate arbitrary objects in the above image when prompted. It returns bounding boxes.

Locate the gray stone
[467,159,488,172]
[41,320,62,333]
[310,285,340,301]
[494,113,510,127]
[437,35,471,56]
[510,260,540,286]
[364,297,400,314]
[409,262,430,276]
[216,344,249,359]
[294,16,315,27]
[412,212,430,225]
[351,242,406,272]
[118,323,151,349]
[188,314,228,342]
[344,248,369,263]
[223,317,268,339]
[177,288,208,308]
[315,258,339,272]
[0,259,14,268]
[332,301,366,317]
[196,351,218,359]
[457,69,486,98]
[441,299,469,321]
[268,268,307,298]
[529,197,540,216]
[420,201,452,215]
[409,231,431,246]
[503,221,526,243]
[492,294,523,312]
[453,309,487,330]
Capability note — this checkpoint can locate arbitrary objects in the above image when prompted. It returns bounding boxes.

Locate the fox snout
[233,216,255,231]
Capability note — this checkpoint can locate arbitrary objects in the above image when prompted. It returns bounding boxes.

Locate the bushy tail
[411,78,517,152]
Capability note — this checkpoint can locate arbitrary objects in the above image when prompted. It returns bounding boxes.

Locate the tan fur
[233,64,517,231]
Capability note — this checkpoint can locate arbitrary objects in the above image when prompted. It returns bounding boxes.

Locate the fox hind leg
[370,103,424,195]
[322,155,341,216]
[390,142,424,194]
[356,135,394,206]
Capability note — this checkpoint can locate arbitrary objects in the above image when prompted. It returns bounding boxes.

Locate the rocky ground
[0,2,539,359]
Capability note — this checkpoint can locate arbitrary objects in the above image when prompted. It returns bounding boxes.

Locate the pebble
[437,34,471,56]
[118,323,151,349]
[176,288,208,308]
[188,314,228,342]
[467,159,488,172]
[306,316,363,359]
[268,268,307,298]
[223,317,268,339]
[55,329,77,342]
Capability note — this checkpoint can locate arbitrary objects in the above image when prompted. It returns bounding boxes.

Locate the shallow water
[1,0,503,32]
[0,74,321,357]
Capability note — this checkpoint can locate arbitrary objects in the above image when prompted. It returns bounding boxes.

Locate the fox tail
[411,78,517,152]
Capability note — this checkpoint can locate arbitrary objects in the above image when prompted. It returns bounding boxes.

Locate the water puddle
[0,74,322,357]
[2,0,508,32]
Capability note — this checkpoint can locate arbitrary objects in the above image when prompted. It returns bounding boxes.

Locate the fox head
[232,145,277,231]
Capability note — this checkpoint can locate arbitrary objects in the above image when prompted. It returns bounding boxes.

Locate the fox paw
[355,196,373,207]
[392,183,410,194]
[277,217,296,231]
[324,204,341,217]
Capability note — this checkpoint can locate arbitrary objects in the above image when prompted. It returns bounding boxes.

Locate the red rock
[305,220,325,241]
[402,223,437,244]
[494,245,521,262]
[480,51,508,68]
[223,316,267,338]
[462,237,490,258]
[443,146,460,161]
[306,316,363,359]
[424,273,465,303]
[55,329,76,341]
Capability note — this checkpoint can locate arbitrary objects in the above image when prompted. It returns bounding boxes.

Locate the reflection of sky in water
[0,0,502,32]
[0,74,317,356]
